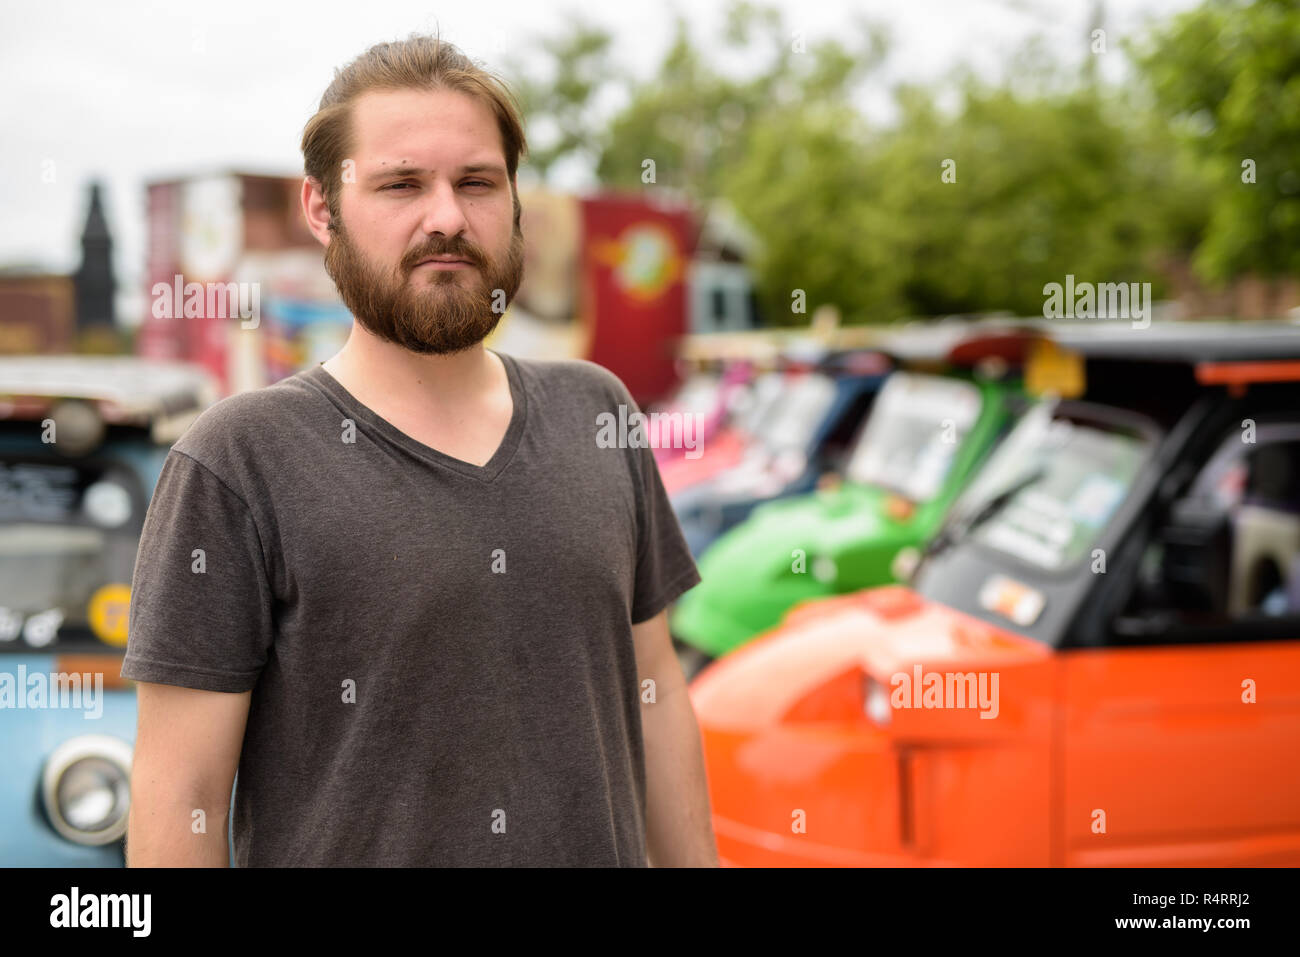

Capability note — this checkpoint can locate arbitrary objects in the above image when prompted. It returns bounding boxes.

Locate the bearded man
[122,32,715,868]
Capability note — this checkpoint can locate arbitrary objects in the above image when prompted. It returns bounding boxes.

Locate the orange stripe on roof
[1196,361,1300,387]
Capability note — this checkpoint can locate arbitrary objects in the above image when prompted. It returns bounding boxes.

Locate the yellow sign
[1025,339,1085,398]
[88,584,132,647]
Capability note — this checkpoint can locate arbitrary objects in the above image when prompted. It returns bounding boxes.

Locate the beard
[323,212,525,355]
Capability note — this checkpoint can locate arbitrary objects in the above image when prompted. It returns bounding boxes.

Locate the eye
[382,182,414,191]
[463,180,493,189]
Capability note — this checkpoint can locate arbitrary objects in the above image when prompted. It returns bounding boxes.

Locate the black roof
[1035,320,1300,363]
[881,318,1300,365]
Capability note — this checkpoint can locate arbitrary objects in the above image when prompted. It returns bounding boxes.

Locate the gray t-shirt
[120,351,701,867]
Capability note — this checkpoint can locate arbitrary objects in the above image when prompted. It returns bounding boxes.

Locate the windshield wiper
[920,467,1046,562]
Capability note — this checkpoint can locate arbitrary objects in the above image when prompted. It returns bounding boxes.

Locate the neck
[322,322,500,408]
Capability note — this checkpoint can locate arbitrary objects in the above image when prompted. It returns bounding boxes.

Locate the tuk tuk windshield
[732,372,788,436]
[661,373,720,416]
[844,373,982,503]
[759,373,839,452]
[956,406,1151,571]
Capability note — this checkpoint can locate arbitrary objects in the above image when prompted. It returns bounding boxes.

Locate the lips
[416,257,473,267]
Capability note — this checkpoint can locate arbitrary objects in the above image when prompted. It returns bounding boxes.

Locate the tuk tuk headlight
[83,480,133,528]
[47,399,105,458]
[811,554,837,583]
[891,546,921,582]
[41,735,132,845]
[864,675,892,725]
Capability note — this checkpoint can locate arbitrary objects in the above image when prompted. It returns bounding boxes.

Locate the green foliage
[511,0,1289,323]
[595,7,886,204]
[503,14,625,182]
[1131,0,1300,281]
[724,78,1209,324]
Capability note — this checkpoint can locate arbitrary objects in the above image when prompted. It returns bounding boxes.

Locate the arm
[632,609,719,867]
[126,682,251,867]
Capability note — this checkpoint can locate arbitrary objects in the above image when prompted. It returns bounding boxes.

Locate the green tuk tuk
[670,323,1029,664]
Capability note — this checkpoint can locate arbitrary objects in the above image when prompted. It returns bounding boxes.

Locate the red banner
[579,194,695,407]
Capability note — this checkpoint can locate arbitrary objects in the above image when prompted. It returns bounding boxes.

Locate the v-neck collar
[300,348,528,483]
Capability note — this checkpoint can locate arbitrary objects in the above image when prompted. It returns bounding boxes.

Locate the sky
[1,0,1203,323]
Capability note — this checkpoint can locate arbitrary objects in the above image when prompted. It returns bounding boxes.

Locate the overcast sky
[2,0,1201,321]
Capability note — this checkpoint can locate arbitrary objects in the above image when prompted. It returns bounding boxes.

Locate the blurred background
[4,0,1296,392]
[3,0,1299,868]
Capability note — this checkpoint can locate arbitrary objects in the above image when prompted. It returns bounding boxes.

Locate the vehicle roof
[939,317,1300,362]
[0,355,219,419]
[1037,319,1300,362]
[674,318,1300,369]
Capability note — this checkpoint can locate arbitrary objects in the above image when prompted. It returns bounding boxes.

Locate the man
[123,33,718,867]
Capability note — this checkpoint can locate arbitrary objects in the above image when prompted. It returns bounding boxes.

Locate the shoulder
[169,372,324,483]
[504,353,650,479]
[506,353,635,408]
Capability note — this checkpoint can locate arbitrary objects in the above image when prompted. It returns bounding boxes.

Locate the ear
[301,176,334,247]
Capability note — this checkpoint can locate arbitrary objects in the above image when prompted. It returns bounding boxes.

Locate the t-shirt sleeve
[626,398,702,625]
[120,450,275,693]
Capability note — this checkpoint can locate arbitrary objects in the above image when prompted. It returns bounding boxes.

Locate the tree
[507,0,1232,325]
[502,13,625,185]
[1132,0,1300,282]
[725,75,1205,323]
[595,3,887,203]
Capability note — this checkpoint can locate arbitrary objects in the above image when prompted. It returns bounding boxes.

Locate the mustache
[400,241,483,273]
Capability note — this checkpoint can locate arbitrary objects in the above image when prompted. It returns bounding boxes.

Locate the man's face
[322,87,524,355]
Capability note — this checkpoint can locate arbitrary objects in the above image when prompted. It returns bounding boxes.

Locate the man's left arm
[632,608,719,867]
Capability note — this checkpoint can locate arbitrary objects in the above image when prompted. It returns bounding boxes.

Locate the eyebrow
[363,163,507,185]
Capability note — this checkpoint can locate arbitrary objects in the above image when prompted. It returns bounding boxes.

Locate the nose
[418,178,470,240]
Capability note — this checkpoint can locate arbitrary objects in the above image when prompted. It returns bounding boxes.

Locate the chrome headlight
[47,399,106,457]
[41,735,132,845]
[83,479,133,528]
[863,675,892,725]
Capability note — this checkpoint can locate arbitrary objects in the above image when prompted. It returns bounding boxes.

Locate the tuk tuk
[649,361,751,467]
[671,324,1025,662]
[689,320,1300,866]
[0,356,217,865]
[669,349,889,560]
